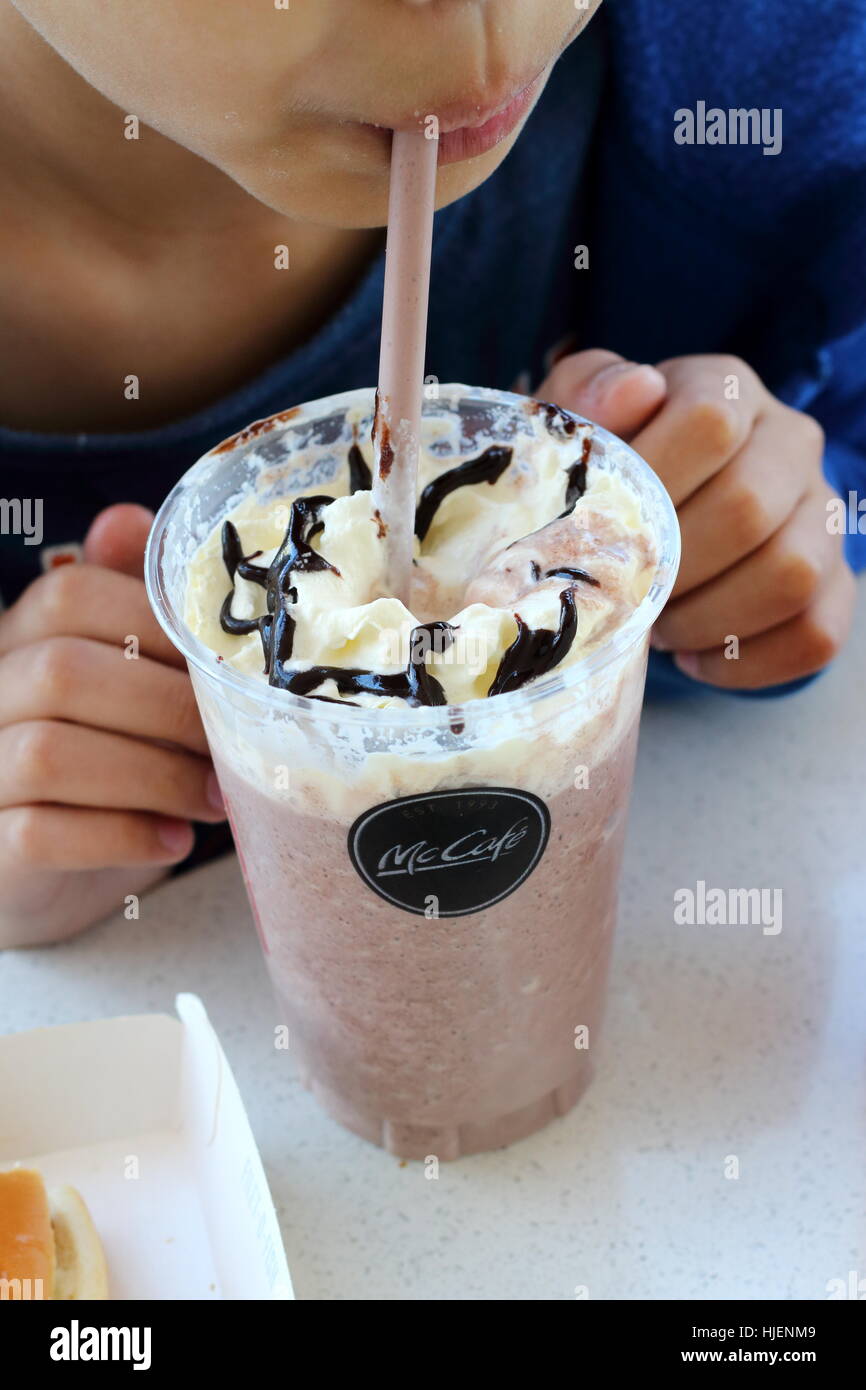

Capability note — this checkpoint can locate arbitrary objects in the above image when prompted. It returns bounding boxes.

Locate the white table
[4,600,864,1301]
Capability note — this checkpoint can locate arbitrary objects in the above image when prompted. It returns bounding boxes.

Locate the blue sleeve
[824,438,866,573]
[810,324,866,575]
[644,650,822,702]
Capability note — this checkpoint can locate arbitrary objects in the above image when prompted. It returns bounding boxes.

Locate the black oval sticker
[347,787,550,917]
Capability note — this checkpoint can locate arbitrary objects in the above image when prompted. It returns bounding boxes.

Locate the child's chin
[235,138,518,229]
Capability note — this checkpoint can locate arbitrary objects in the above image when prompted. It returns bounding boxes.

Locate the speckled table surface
[3,598,864,1301]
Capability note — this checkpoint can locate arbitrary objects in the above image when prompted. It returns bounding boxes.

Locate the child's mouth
[434,75,545,164]
[359,67,548,166]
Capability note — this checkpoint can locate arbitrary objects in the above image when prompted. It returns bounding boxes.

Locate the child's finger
[671,562,856,689]
[0,563,184,666]
[534,349,667,436]
[0,720,226,822]
[654,487,839,651]
[83,503,155,578]
[0,638,209,756]
[630,356,764,506]
[0,805,195,871]
[671,409,815,596]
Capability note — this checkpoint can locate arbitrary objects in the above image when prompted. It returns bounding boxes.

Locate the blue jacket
[592,0,866,579]
[588,0,866,694]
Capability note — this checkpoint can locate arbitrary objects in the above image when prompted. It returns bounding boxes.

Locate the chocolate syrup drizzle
[487,590,579,698]
[348,443,372,493]
[220,499,457,705]
[371,388,394,479]
[277,621,455,707]
[220,494,337,675]
[415,445,513,542]
[545,565,600,588]
[218,425,597,706]
[558,434,592,517]
[533,399,579,437]
[529,560,599,587]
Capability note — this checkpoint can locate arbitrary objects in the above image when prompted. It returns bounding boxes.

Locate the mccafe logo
[376,820,530,878]
[348,788,550,917]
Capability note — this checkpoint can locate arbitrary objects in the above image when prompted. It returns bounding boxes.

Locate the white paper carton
[0,994,292,1300]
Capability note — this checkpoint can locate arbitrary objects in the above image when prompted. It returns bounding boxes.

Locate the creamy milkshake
[146,384,679,1159]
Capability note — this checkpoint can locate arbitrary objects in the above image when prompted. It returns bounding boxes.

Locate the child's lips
[434,77,545,165]
[358,67,548,166]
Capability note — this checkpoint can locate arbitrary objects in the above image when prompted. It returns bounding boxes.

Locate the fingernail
[585,361,638,399]
[157,818,193,856]
[650,629,670,652]
[587,362,665,402]
[673,652,702,679]
[206,770,225,811]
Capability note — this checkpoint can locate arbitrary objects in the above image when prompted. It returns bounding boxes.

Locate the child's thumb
[535,349,667,438]
[83,504,155,578]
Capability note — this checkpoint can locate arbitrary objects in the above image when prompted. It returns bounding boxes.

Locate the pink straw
[373,128,438,606]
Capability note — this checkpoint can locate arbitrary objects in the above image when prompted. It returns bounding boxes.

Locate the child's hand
[0,505,225,948]
[537,349,857,689]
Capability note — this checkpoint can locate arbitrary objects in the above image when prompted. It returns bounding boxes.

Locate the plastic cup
[146,385,679,1159]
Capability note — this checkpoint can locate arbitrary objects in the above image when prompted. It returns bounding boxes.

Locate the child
[0,0,860,945]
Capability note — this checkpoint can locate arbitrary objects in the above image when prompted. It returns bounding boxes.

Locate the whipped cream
[184,400,656,710]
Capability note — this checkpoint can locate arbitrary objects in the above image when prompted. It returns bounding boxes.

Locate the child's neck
[0,5,382,433]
